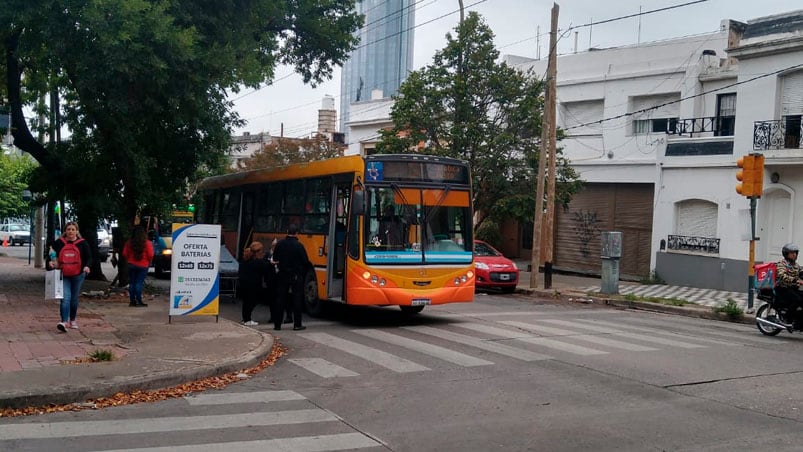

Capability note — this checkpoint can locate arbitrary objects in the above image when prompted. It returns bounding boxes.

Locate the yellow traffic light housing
[736,154,765,197]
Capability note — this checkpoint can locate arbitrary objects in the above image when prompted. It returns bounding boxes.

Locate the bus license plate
[411,298,431,306]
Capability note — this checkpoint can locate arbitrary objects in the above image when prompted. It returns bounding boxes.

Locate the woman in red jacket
[122,225,154,307]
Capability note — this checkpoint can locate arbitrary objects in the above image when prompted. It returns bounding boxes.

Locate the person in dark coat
[238,241,271,326]
[271,223,310,331]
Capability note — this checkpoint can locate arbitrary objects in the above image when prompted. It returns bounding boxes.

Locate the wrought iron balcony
[754,119,803,150]
[666,117,733,138]
[667,234,720,254]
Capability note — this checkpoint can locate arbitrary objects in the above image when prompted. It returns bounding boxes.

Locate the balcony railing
[667,234,720,254]
[754,119,803,150]
[667,117,715,137]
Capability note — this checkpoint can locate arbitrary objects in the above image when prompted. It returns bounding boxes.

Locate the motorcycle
[755,288,803,336]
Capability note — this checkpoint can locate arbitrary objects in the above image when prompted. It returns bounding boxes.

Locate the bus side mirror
[352,190,365,216]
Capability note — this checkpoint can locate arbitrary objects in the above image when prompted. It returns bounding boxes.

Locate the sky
[230,0,803,142]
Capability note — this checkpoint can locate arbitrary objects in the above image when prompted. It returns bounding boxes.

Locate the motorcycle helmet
[782,243,800,261]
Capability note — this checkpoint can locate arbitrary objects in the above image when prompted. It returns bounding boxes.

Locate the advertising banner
[169,223,221,317]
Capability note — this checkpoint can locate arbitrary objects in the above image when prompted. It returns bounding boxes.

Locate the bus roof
[198,155,365,191]
[198,154,469,191]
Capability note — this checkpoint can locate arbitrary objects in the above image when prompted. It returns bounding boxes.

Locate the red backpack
[59,237,84,277]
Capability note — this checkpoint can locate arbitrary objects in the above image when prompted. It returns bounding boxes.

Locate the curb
[516,287,754,326]
[0,326,276,410]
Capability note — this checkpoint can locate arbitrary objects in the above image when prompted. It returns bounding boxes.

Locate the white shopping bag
[45,269,64,299]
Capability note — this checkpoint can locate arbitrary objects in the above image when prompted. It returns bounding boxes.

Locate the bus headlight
[363,271,371,279]
[371,275,378,284]
[467,271,473,279]
[461,275,468,283]
[454,278,461,285]
[379,278,386,286]
[162,249,172,256]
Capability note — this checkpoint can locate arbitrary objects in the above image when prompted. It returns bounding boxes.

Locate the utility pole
[530,3,559,289]
[543,4,559,289]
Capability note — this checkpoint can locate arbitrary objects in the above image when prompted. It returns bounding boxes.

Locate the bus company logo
[197,261,215,270]
[367,162,383,181]
[177,261,195,270]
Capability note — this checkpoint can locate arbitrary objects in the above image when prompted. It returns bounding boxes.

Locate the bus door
[327,180,351,299]
[238,190,255,258]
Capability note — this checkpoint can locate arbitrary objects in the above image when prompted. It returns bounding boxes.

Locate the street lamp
[22,189,33,265]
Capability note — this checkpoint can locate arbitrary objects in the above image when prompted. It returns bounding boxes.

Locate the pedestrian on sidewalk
[46,222,92,332]
[122,225,154,307]
[272,223,310,331]
[239,241,271,326]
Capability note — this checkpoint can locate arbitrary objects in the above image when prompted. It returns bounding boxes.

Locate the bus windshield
[364,185,472,264]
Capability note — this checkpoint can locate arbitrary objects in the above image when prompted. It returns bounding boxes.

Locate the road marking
[542,318,738,347]
[352,329,494,367]
[0,410,337,440]
[403,325,552,361]
[300,332,430,373]
[561,319,709,349]
[100,432,381,451]
[289,358,360,378]
[614,317,787,344]
[500,321,658,352]
[454,323,608,356]
[184,390,305,405]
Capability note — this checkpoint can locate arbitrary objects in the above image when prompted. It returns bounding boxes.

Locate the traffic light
[187,203,195,213]
[736,154,765,197]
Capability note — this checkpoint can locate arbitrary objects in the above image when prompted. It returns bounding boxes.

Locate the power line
[565,0,709,32]
[564,62,803,132]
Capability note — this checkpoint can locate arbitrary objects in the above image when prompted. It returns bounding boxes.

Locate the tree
[0,152,37,221]
[1,0,361,277]
[238,134,346,171]
[376,12,581,237]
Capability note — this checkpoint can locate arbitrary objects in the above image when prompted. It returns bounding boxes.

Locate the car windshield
[474,242,501,257]
[10,225,27,232]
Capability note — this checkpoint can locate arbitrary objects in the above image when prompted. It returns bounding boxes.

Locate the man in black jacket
[271,223,311,331]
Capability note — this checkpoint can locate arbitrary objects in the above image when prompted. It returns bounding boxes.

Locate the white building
[345,89,394,156]
[509,11,803,291]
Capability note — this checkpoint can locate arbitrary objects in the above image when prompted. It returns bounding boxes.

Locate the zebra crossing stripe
[289,358,360,378]
[614,318,785,344]
[454,323,608,356]
[403,325,552,361]
[300,332,430,372]
[99,432,381,452]
[500,321,658,352]
[560,319,706,349]
[0,410,338,440]
[185,390,305,405]
[352,329,494,367]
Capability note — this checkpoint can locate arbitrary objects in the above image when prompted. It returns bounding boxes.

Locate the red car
[474,240,520,293]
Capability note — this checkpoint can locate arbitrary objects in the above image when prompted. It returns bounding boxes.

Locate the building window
[715,93,736,136]
[670,199,719,254]
[630,93,680,135]
[559,100,604,136]
[634,118,678,134]
[782,71,803,149]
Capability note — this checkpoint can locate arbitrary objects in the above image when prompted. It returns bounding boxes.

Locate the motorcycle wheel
[756,303,783,336]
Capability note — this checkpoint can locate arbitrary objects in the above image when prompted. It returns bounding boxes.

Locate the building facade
[508,10,803,291]
[339,0,415,137]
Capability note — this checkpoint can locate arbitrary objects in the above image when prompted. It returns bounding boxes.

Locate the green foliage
[1,0,362,232]
[375,12,582,228]
[714,298,744,319]
[88,349,115,362]
[475,219,502,249]
[0,152,37,220]
[639,270,666,285]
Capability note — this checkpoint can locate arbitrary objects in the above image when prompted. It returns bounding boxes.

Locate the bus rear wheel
[303,271,325,317]
[399,305,425,314]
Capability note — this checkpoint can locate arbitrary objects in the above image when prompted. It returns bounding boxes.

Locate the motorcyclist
[775,243,803,326]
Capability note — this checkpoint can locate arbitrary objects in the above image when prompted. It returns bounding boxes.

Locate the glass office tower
[339,0,415,135]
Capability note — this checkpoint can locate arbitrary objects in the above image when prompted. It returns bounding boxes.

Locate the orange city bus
[196,153,474,315]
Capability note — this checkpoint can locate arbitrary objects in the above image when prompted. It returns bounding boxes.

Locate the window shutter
[631,93,680,120]
[560,100,604,135]
[676,200,717,238]
[782,71,803,116]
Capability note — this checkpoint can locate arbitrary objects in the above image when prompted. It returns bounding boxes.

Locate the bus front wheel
[303,271,325,317]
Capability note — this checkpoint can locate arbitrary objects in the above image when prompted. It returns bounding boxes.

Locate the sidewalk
[514,259,750,311]
[0,256,273,410]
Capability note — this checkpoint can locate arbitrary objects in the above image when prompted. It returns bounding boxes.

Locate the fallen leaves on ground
[0,342,286,418]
